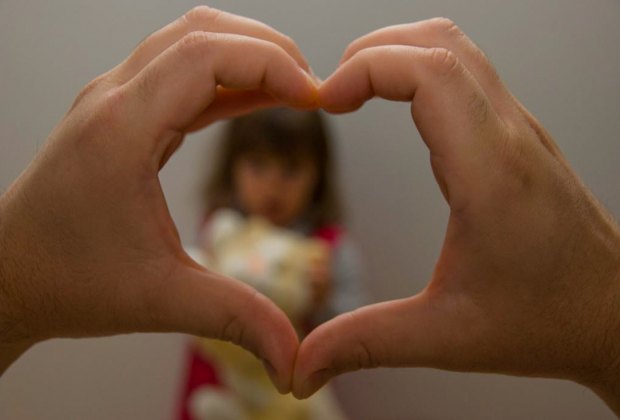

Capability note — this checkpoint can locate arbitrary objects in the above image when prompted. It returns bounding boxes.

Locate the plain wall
[1,0,619,418]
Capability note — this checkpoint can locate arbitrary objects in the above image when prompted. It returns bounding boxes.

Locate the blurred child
[178,108,365,420]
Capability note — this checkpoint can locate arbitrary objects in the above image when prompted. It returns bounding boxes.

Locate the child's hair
[204,107,342,230]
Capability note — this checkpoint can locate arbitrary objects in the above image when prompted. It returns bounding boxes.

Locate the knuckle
[220,314,245,346]
[70,75,107,111]
[269,42,290,62]
[220,292,261,351]
[98,86,129,121]
[280,34,300,56]
[430,17,462,38]
[427,47,460,75]
[80,86,129,136]
[176,31,213,58]
[219,287,264,351]
[183,5,223,27]
[350,46,375,65]
[356,341,380,370]
[62,85,134,171]
[342,41,360,61]
[253,39,289,67]
[345,312,381,370]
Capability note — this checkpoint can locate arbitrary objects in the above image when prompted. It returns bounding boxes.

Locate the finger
[338,18,571,160]
[340,18,515,116]
[293,293,469,398]
[188,84,321,133]
[120,32,317,152]
[125,263,299,394]
[115,6,310,82]
[186,89,280,133]
[319,45,505,208]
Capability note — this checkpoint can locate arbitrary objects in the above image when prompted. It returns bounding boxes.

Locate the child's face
[233,153,318,227]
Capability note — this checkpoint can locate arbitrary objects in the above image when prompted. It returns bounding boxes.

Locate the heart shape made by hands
[4,7,617,407]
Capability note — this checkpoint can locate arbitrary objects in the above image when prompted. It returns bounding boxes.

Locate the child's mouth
[263,201,283,221]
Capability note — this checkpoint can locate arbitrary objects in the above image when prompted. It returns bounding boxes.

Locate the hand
[0,6,318,393]
[293,18,620,412]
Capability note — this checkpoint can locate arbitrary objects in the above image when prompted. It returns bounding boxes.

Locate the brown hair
[204,108,342,230]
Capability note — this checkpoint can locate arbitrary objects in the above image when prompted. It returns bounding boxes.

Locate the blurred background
[1,0,619,418]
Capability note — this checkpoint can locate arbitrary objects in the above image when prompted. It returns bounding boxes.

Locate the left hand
[0,6,318,392]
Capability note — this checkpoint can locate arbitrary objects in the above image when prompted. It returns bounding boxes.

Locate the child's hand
[293,18,620,412]
[0,6,318,392]
[308,253,332,309]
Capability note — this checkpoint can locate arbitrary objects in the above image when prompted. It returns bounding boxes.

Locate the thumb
[125,261,299,393]
[293,293,458,399]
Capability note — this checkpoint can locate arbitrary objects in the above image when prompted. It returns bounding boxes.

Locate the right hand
[308,252,332,309]
[294,18,620,413]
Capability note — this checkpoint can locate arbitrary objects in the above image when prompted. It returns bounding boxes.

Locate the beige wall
[1,0,619,418]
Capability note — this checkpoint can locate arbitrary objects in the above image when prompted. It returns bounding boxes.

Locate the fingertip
[293,368,333,399]
[317,69,368,114]
[262,358,290,394]
[301,70,321,107]
[177,269,300,394]
[317,89,364,114]
[257,305,300,393]
[281,68,319,109]
[291,325,335,398]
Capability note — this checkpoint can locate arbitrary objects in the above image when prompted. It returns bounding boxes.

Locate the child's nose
[264,170,286,189]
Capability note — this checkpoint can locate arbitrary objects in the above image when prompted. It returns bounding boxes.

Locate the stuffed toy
[185,209,345,420]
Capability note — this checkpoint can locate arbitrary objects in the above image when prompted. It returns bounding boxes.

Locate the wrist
[0,340,33,376]
[586,314,620,416]
[595,269,620,415]
[0,188,37,375]
[579,226,620,415]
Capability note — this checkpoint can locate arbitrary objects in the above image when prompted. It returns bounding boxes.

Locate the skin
[1,9,619,415]
[292,19,620,415]
[0,6,319,393]
[307,252,332,309]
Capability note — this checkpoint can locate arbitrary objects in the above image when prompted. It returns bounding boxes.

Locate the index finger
[121,32,317,154]
[114,6,310,83]
[318,45,507,210]
[339,19,513,112]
